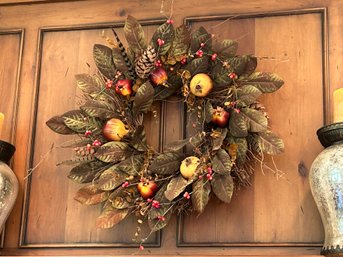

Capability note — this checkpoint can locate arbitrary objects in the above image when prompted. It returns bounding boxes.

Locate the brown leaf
[211,174,234,204]
[96,207,129,229]
[192,179,210,213]
[74,184,109,205]
[164,175,191,201]
[46,116,76,135]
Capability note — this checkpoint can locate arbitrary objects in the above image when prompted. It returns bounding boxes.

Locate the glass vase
[310,122,343,256]
[0,140,18,231]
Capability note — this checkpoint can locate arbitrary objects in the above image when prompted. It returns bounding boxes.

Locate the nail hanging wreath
[46,15,284,246]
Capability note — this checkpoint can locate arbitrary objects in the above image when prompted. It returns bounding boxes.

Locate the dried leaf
[116,154,145,176]
[97,166,127,191]
[212,149,232,174]
[215,39,238,57]
[258,130,284,155]
[75,73,101,95]
[227,55,256,76]
[94,142,131,163]
[74,184,109,205]
[124,15,147,56]
[58,138,92,148]
[93,44,116,79]
[212,128,227,151]
[165,139,188,151]
[241,108,268,133]
[236,85,262,105]
[229,111,248,137]
[151,22,175,55]
[171,24,190,57]
[185,57,209,76]
[242,72,284,93]
[46,116,76,135]
[204,101,214,123]
[133,81,154,115]
[148,205,172,232]
[164,175,191,201]
[81,99,118,119]
[227,137,247,165]
[211,173,234,204]
[68,161,105,183]
[112,47,129,75]
[108,186,137,209]
[62,110,94,133]
[189,132,206,147]
[130,125,147,152]
[96,206,128,229]
[150,152,183,175]
[192,179,210,213]
[190,26,211,53]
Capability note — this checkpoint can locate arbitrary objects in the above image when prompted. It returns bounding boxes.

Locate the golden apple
[190,73,213,97]
[102,118,129,141]
[180,156,200,179]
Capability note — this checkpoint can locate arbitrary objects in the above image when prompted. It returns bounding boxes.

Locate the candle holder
[310,122,343,256]
[0,140,18,232]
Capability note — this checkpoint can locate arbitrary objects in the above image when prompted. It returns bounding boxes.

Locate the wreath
[46,15,284,248]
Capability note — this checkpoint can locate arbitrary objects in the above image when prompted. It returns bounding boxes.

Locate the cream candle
[0,113,4,139]
[333,88,343,123]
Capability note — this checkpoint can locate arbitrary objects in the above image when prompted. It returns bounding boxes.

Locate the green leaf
[96,206,128,229]
[164,175,191,201]
[75,74,101,95]
[97,166,127,191]
[130,125,147,151]
[68,161,105,183]
[150,152,183,175]
[81,99,118,119]
[148,205,172,232]
[154,73,182,100]
[165,139,188,151]
[242,72,284,93]
[124,15,147,56]
[46,116,76,135]
[229,111,248,137]
[236,85,262,105]
[62,110,95,133]
[215,39,238,57]
[185,57,209,76]
[212,149,232,174]
[204,101,214,123]
[192,179,210,213]
[190,26,211,53]
[112,47,129,75]
[116,154,145,176]
[93,44,116,79]
[151,22,175,55]
[94,142,131,163]
[74,184,109,205]
[227,137,248,165]
[211,174,234,204]
[241,108,268,133]
[227,55,256,76]
[258,130,284,155]
[133,81,154,115]
[212,63,232,86]
[212,128,227,151]
[171,24,190,56]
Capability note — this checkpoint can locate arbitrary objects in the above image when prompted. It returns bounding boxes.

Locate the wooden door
[0,0,342,256]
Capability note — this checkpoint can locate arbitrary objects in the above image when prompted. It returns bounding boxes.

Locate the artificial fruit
[211,107,230,127]
[115,79,133,96]
[137,181,158,199]
[102,118,129,141]
[180,156,200,179]
[190,73,213,97]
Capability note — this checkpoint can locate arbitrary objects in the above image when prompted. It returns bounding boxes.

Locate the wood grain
[1,0,343,256]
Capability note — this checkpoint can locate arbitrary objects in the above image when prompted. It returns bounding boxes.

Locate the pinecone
[135,46,157,79]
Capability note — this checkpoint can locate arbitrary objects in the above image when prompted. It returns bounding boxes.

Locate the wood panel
[179,9,326,246]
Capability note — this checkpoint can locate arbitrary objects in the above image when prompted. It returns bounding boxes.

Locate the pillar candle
[0,112,4,140]
[334,88,343,123]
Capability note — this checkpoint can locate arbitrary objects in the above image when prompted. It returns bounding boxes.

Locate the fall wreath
[46,15,284,248]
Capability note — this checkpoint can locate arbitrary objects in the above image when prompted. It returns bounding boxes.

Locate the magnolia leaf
[227,55,256,76]
[75,74,101,95]
[204,101,214,123]
[258,130,284,155]
[108,186,137,209]
[248,133,263,154]
[165,139,188,151]
[185,57,209,76]
[192,179,210,213]
[237,85,262,105]
[94,142,131,163]
[242,72,284,93]
[151,22,175,55]
[171,24,190,56]
[241,108,268,133]
[148,205,172,232]
[215,39,238,57]
[124,15,147,55]
[112,47,129,75]
[212,63,232,86]
[96,206,128,229]
[164,175,190,201]
[212,128,227,151]
[229,111,248,137]
[62,110,90,133]
[57,155,95,166]
[150,152,183,175]
[154,74,182,100]
[93,44,116,79]
[46,116,76,135]
[211,173,234,204]
[58,138,92,148]
[133,81,154,115]
[153,183,168,202]
[189,132,206,147]
[68,161,105,183]
[227,137,248,165]
[74,184,109,205]
[116,154,145,176]
[190,26,211,53]
[130,125,147,151]
[97,166,127,191]
[212,149,232,174]
[81,99,117,119]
